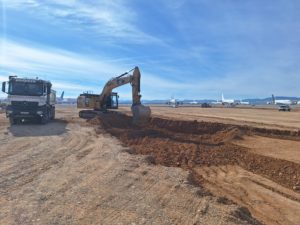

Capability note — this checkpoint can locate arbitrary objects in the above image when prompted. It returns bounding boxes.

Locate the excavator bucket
[131,104,151,125]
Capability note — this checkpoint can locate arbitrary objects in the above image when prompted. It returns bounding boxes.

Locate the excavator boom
[77,67,151,125]
[97,74,132,110]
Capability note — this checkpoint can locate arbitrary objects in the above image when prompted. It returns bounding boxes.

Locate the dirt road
[0,106,258,225]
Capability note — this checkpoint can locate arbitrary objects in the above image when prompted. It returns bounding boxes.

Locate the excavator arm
[97,74,132,110]
[97,66,142,109]
[77,66,151,125]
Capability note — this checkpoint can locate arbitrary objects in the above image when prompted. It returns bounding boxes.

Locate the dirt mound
[92,112,300,191]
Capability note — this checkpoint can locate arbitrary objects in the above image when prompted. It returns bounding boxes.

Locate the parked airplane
[221,93,235,105]
[189,100,198,104]
[211,100,222,105]
[239,100,250,105]
[166,96,182,108]
[56,91,66,104]
[270,94,297,105]
[213,94,250,106]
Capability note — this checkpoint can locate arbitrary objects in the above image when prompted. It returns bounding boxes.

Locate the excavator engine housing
[77,92,118,110]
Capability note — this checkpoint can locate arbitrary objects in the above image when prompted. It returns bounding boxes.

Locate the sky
[0,0,299,100]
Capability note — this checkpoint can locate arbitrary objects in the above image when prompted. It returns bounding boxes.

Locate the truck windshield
[8,82,44,96]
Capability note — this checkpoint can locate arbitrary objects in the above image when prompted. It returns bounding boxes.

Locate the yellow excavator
[77,66,151,125]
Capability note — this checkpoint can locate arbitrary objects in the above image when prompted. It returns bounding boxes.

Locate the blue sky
[0,0,299,100]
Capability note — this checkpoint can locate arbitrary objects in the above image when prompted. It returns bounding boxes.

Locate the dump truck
[77,66,151,125]
[2,76,56,125]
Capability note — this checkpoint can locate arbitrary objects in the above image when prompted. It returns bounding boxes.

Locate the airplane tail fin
[60,91,64,100]
[271,94,275,104]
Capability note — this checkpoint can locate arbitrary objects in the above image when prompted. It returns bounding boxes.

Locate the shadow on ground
[8,119,68,137]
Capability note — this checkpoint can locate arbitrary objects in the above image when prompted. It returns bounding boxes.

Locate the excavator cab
[105,92,118,109]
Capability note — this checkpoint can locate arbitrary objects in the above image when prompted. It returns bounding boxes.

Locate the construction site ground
[0,105,299,225]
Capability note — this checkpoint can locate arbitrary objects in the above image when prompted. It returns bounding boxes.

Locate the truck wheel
[51,108,55,120]
[41,112,49,124]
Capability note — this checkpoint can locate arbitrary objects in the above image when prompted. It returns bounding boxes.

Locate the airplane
[56,91,67,104]
[221,93,235,105]
[58,91,64,101]
[166,96,182,108]
[239,100,250,105]
[189,100,198,105]
[211,100,222,105]
[270,94,297,105]
[213,94,250,106]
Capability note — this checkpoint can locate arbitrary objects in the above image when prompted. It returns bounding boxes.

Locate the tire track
[91,112,300,225]
[197,166,300,225]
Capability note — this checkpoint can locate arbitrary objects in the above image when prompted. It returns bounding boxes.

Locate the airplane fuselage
[221,99,235,105]
[274,100,297,105]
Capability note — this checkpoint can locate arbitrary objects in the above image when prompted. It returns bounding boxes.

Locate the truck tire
[50,107,55,120]
[41,111,49,124]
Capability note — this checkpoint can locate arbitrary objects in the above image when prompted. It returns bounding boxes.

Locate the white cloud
[2,1,300,99]
[52,81,93,91]
[0,38,191,98]
[1,37,299,100]
[0,38,126,79]
[4,0,162,44]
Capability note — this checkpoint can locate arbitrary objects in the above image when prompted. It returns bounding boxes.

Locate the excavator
[77,66,151,125]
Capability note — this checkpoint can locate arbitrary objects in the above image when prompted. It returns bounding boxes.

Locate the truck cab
[2,76,56,125]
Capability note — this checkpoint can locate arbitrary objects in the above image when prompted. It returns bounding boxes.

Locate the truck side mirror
[2,82,6,93]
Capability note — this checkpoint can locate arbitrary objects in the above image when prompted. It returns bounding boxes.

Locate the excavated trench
[90,112,300,192]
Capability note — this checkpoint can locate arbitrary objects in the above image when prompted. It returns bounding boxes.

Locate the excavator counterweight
[77,67,151,125]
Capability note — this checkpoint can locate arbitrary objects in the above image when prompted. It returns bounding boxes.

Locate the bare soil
[0,106,262,225]
[1,105,299,225]
[119,106,300,130]
[233,135,300,164]
[197,165,300,225]
[93,110,300,225]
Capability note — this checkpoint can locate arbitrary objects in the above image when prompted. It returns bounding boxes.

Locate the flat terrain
[233,135,300,164]
[0,105,299,225]
[119,105,300,130]
[0,106,258,225]
[117,105,300,225]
